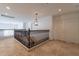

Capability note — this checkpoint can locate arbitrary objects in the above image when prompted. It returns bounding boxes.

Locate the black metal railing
[14,29,49,48]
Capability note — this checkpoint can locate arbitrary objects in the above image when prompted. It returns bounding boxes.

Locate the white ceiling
[0,3,79,21]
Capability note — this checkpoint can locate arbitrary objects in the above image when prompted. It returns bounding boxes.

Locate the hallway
[0,38,79,56]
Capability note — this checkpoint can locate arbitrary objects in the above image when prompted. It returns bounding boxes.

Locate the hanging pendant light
[34,12,38,26]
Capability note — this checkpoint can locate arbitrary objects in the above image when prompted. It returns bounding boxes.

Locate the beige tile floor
[0,37,79,56]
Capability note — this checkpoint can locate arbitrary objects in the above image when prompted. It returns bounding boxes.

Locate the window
[0,21,23,37]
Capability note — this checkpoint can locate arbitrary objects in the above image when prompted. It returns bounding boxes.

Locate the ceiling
[0,3,79,21]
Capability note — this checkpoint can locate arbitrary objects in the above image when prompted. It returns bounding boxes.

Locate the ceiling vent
[1,14,15,18]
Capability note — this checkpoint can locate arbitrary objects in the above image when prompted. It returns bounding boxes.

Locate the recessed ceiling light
[6,6,10,10]
[58,9,62,12]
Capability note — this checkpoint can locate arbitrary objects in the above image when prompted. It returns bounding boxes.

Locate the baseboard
[53,39,79,45]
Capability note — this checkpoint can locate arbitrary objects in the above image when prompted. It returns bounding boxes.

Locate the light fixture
[58,9,62,12]
[34,12,38,26]
[6,6,10,10]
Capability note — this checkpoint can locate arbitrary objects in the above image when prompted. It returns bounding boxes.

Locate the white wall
[53,11,79,43]
[62,12,79,43]
[53,15,64,41]
[27,16,53,40]
[4,30,14,37]
[27,16,51,30]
